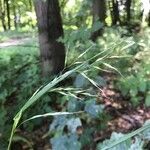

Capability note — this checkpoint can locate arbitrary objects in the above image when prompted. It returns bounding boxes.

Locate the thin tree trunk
[34,0,65,76]
[91,0,106,41]
[5,0,11,29]
[112,0,120,25]
[13,4,17,29]
[148,11,150,26]
[1,12,7,30]
[0,0,6,31]
[125,0,131,24]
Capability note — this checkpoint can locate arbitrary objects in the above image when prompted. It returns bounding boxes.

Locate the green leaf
[67,118,82,133]
[51,134,81,150]
[128,137,144,150]
[139,81,147,92]
[91,21,103,32]
[97,121,150,150]
[97,132,131,150]
[84,99,104,118]
[74,74,87,88]
[142,120,150,140]
[67,98,84,112]
[145,92,150,107]
[50,115,68,132]
[130,88,138,97]
[131,97,142,107]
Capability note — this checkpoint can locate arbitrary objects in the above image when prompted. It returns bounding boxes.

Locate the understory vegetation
[0,0,150,149]
[0,26,150,149]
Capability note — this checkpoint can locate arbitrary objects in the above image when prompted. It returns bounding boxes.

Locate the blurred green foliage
[117,28,150,106]
[0,39,40,148]
[1,26,150,150]
[0,0,150,149]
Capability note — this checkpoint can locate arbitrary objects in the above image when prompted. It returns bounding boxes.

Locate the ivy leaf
[50,115,67,131]
[67,118,82,133]
[50,116,82,134]
[84,99,104,118]
[74,74,88,88]
[129,137,144,150]
[97,132,131,150]
[145,92,150,107]
[51,134,81,150]
[139,80,146,92]
[67,98,84,112]
[141,120,150,140]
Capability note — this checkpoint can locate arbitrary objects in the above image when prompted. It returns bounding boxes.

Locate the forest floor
[1,32,149,149]
[0,31,37,49]
[89,73,150,142]
[13,73,150,150]
[0,37,32,48]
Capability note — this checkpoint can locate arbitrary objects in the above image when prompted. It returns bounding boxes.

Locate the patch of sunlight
[66,0,83,10]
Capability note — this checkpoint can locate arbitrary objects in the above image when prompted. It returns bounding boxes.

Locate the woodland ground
[10,71,150,149]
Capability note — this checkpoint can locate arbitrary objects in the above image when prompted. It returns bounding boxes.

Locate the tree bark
[0,0,7,31]
[1,12,7,30]
[91,0,106,41]
[5,0,11,30]
[34,0,65,77]
[112,0,120,25]
[148,11,150,26]
[13,3,17,29]
[125,0,131,24]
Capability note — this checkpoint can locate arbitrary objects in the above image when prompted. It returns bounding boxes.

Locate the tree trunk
[1,11,7,30]
[125,0,131,24]
[148,11,150,26]
[5,0,11,30]
[91,0,106,41]
[112,0,120,25]
[0,0,7,31]
[34,0,65,77]
[12,2,17,29]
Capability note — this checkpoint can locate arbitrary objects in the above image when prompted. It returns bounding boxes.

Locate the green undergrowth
[0,44,40,148]
[1,27,150,150]
[116,28,150,106]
